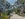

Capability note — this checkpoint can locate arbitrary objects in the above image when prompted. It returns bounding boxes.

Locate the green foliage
[15,6,20,14]
[1,13,9,19]
[7,10,13,15]
[22,0,25,2]
[1,11,9,19]
[15,9,19,14]
[21,0,25,3]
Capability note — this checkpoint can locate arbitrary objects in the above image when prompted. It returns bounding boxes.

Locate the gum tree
[0,0,6,17]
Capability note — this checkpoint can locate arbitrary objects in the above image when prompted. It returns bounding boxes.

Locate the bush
[15,9,20,14]
[2,15,9,19]
[7,10,13,15]
[1,13,9,19]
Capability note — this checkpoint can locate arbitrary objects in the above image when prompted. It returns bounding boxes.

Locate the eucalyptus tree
[16,0,25,14]
[13,0,25,14]
[0,0,6,17]
[6,1,11,9]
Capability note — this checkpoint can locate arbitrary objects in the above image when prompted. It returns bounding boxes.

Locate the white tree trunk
[20,7,24,14]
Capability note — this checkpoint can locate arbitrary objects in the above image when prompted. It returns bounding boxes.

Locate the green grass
[1,13,9,19]
[1,11,10,19]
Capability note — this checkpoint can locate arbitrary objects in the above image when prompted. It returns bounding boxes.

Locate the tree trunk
[20,7,24,15]
[0,10,2,17]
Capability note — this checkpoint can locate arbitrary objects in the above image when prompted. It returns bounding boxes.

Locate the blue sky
[6,0,17,5]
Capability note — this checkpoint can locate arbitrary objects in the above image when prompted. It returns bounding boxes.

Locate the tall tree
[14,0,25,14]
[0,0,6,17]
[6,1,10,9]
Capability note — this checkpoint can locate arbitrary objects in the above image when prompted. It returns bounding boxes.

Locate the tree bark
[20,7,24,15]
